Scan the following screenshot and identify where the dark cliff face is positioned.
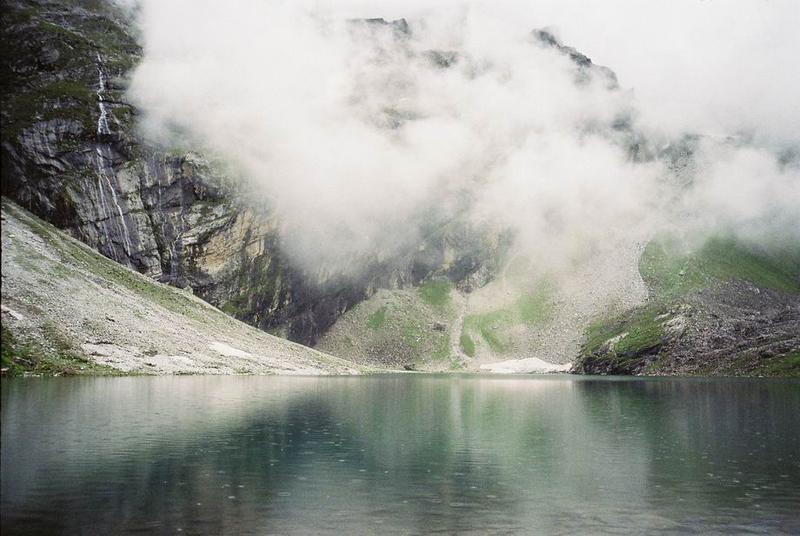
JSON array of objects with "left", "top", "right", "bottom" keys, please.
[
  {"left": 1, "top": 0, "right": 302, "bottom": 340},
  {"left": 0, "top": 2, "right": 508, "bottom": 345}
]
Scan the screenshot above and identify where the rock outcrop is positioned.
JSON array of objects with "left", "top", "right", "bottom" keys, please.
[{"left": 572, "top": 238, "right": 800, "bottom": 377}]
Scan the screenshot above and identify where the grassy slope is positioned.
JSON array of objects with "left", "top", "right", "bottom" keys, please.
[
  {"left": 1, "top": 323, "right": 123, "bottom": 377},
  {"left": 576, "top": 236, "right": 800, "bottom": 377},
  {"left": 640, "top": 236, "right": 800, "bottom": 297},
  {"left": 317, "top": 273, "right": 557, "bottom": 370},
  {"left": 316, "top": 279, "right": 458, "bottom": 370}
]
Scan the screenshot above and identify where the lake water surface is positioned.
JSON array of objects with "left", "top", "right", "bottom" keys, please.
[{"left": 2, "top": 374, "right": 799, "bottom": 534}]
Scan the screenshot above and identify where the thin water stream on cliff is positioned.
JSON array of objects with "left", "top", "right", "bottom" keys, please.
[{"left": 2, "top": 374, "right": 799, "bottom": 534}]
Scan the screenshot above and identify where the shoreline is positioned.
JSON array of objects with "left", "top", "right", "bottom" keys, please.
[{"left": 4, "top": 367, "right": 797, "bottom": 380}]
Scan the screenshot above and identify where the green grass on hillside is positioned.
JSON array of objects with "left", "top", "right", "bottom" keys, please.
[
  {"left": 464, "top": 308, "right": 511, "bottom": 353},
  {"left": 752, "top": 352, "right": 800, "bottom": 377},
  {"left": 418, "top": 279, "right": 452, "bottom": 308},
  {"left": 322, "top": 285, "right": 455, "bottom": 367},
  {"left": 640, "top": 236, "right": 800, "bottom": 298},
  {"left": 367, "top": 306, "right": 388, "bottom": 330},
  {"left": 584, "top": 303, "right": 667, "bottom": 356},
  {"left": 459, "top": 332, "right": 476, "bottom": 357},
  {"left": 1, "top": 324, "right": 122, "bottom": 377},
  {"left": 398, "top": 309, "right": 452, "bottom": 365}
]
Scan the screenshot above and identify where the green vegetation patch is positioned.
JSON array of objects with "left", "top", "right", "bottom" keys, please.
[
  {"left": 752, "top": 352, "right": 800, "bottom": 378},
  {"left": 2, "top": 79, "right": 97, "bottom": 139},
  {"left": 641, "top": 235, "right": 800, "bottom": 298},
  {"left": 320, "top": 285, "right": 458, "bottom": 368},
  {"left": 517, "top": 289, "right": 554, "bottom": 325},
  {"left": 430, "top": 335, "right": 451, "bottom": 362},
  {"left": 1, "top": 324, "right": 122, "bottom": 377},
  {"left": 389, "top": 302, "right": 451, "bottom": 365},
  {"left": 367, "top": 306, "right": 388, "bottom": 330},
  {"left": 418, "top": 279, "right": 452, "bottom": 308},
  {"left": 576, "top": 299, "right": 674, "bottom": 374},
  {"left": 459, "top": 332, "right": 476, "bottom": 357},
  {"left": 579, "top": 233, "right": 800, "bottom": 375},
  {"left": 464, "top": 308, "right": 513, "bottom": 353},
  {"left": 583, "top": 303, "right": 667, "bottom": 357},
  {"left": 402, "top": 321, "right": 425, "bottom": 349}
]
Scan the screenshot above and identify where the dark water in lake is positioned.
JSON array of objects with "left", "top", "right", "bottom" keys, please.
[{"left": 2, "top": 374, "right": 799, "bottom": 535}]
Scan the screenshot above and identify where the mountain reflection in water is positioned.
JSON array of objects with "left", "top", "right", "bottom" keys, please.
[{"left": 2, "top": 374, "right": 799, "bottom": 534}]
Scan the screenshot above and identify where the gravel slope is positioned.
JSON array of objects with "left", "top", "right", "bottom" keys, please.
[{"left": 1, "top": 199, "right": 366, "bottom": 376}]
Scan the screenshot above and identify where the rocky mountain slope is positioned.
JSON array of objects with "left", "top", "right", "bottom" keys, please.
[
  {"left": 2, "top": 0, "right": 797, "bottom": 377},
  {"left": 573, "top": 237, "right": 800, "bottom": 377},
  {"left": 316, "top": 241, "right": 647, "bottom": 371},
  {"left": 1, "top": 199, "right": 365, "bottom": 376},
  {"left": 0, "top": 0, "right": 616, "bottom": 353},
  {"left": 0, "top": 0, "right": 401, "bottom": 345},
  {"left": 0, "top": 0, "right": 529, "bottom": 348}
]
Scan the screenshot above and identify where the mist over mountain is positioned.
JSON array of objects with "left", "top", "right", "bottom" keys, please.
[
  {"left": 127, "top": 0, "right": 800, "bottom": 282},
  {"left": 2, "top": 0, "right": 798, "bottom": 375}
]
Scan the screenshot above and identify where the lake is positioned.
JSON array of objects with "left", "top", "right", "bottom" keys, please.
[{"left": 2, "top": 374, "right": 799, "bottom": 534}]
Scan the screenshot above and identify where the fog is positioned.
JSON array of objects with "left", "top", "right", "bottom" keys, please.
[{"left": 126, "top": 0, "right": 800, "bottom": 283}]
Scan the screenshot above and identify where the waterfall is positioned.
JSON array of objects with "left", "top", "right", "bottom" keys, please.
[
  {"left": 95, "top": 147, "right": 133, "bottom": 257},
  {"left": 93, "top": 53, "right": 132, "bottom": 258},
  {"left": 95, "top": 52, "right": 111, "bottom": 136},
  {"left": 155, "top": 157, "right": 182, "bottom": 280},
  {"left": 93, "top": 154, "right": 116, "bottom": 261},
  {"left": 171, "top": 159, "right": 187, "bottom": 282}
]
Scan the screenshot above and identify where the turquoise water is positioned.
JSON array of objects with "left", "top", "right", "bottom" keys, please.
[{"left": 2, "top": 374, "right": 799, "bottom": 534}]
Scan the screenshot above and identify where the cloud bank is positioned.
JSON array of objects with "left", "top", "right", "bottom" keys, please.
[{"left": 127, "top": 0, "right": 800, "bottom": 282}]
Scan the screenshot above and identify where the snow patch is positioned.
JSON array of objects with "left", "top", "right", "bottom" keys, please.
[
  {"left": 480, "top": 357, "right": 571, "bottom": 374},
  {"left": 209, "top": 341, "right": 252, "bottom": 358}
]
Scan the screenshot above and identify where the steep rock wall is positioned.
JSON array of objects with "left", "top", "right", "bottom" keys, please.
[{"left": 0, "top": 1, "right": 505, "bottom": 345}]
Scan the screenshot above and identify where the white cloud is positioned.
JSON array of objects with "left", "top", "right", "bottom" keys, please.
[{"left": 127, "top": 0, "right": 800, "bottom": 282}]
